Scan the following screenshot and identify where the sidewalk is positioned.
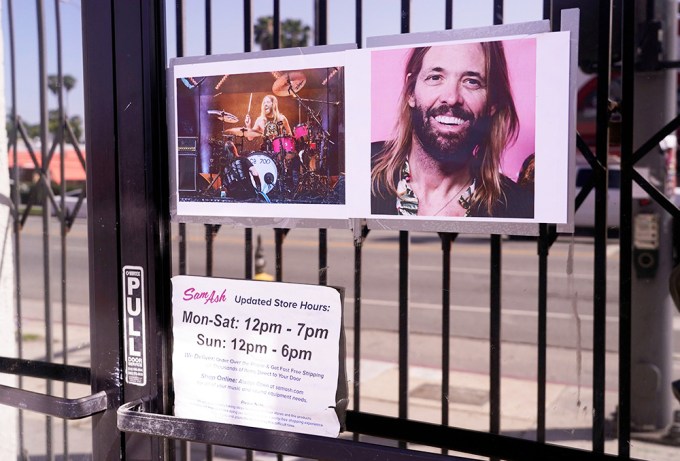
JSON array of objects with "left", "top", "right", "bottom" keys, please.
[
  {"left": 12, "top": 316, "right": 680, "bottom": 461},
  {"left": 349, "top": 358, "right": 680, "bottom": 461}
]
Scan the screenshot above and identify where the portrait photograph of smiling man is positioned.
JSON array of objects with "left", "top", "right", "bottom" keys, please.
[{"left": 370, "top": 38, "right": 536, "bottom": 219}]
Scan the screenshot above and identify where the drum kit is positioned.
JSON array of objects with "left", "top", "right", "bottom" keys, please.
[{"left": 202, "top": 71, "right": 336, "bottom": 203}]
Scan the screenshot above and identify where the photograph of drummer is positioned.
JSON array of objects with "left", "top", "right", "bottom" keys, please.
[
  {"left": 370, "top": 40, "right": 535, "bottom": 218},
  {"left": 175, "top": 66, "right": 345, "bottom": 204},
  {"left": 244, "top": 94, "right": 302, "bottom": 186},
  {"left": 245, "top": 95, "right": 293, "bottom": 144}
]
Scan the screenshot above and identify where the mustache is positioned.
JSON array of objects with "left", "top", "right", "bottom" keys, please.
[{"left": 426, "top": 104, "right": 474, "bottom": 122}]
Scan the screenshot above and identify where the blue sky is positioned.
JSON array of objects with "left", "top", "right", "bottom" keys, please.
[{"left": 3, "top": 0, "right": 543, "bottom": 126}]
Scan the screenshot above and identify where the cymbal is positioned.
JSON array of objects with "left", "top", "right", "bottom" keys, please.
[
  {"left": 225, "top": 127, "right": 262, "bottom": 139},
  {"left": 207, "top": 109, "right": 239, "bottom": 123},
  {"left": 272, "top": 71, "right": 306, "bottom": 97}
]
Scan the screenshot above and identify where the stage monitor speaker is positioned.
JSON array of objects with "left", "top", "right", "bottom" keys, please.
[
  {"left": 177, "top": 136, "right": 198, "bottom": 192},
  {"left": 178, "top": 155, "right": 197, "bottom": 192}
]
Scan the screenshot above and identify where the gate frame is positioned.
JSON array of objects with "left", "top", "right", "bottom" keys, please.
[{"left": 82, "top": 0, "right": 171, "bottom": 459}]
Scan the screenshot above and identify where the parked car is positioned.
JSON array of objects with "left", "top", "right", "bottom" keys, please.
[{"left": 574, "top": 164, "right": 621, "bottom": 231}]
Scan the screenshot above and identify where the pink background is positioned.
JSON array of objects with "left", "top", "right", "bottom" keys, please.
[{"left": 371, "top": 38, "right": 537, "bottom": 181}]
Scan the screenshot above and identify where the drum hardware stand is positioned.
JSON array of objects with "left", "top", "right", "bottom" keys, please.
[{"left": 200, "top": 171, "right": 224, "bottom": 197}]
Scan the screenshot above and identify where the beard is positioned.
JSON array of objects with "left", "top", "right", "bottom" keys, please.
[{"left": 410, "top": 102, "right": 486, "bottom": 167}]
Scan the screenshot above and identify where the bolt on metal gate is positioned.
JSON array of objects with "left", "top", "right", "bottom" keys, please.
[{"left": 1, "top": 1, "right": 680, "bottom": 460}]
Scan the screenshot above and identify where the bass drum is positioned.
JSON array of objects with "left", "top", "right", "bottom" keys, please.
[{"left": 247, "top": 152, "right": 278, "bottom": 195}]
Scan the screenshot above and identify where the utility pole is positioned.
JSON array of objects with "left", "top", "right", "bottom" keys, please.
[{"left": 629, "top": 0, "right": 677, "bottom": 431}]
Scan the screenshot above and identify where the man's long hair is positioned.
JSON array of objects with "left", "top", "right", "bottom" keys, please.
[{"left": 371, "top": 42, "right": 519, "bottom": 215}]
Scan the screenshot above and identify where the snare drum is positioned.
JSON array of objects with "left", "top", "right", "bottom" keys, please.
[
  {"left": 293, "top": 123, "right": 308, "bottom": 141},
  {"left": 247, "top": 152, "right": 278, "bottom": 195},
  {"left": 272, "top": 136, "right": 294, "bottom": 154}
]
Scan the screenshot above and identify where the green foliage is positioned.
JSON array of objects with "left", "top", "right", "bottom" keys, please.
[
  {"left": 7, "top": 73, "right": 82, "bottom": 144},
  {"left": 8, "top": 111, "right": 83, "bottom": 144},
  {"left": 48, "top": 110, "right": 83, "bottom": 144},
  {"left": 253, "top": 16, "right": 311, "bottom": 50}
]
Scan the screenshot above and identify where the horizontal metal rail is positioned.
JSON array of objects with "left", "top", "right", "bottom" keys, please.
[
  {"left": 117, "top": 398, "right": 642, "bottom": 461},
  {"left": 0, "top": 385, "right": 110, "bottom": 419},
  {"left": 118, "top": 398, "right": 472, "bottom": 461},
  {"left": 0, "top": 357, "right": 90, "bottom": 385},
  {"left": 347, "top": 412, "right": 641, "bottom": 461}
]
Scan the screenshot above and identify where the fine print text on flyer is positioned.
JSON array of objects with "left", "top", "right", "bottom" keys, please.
[{"left": 171, "top": 275, "right": 344, "bottom": 437}]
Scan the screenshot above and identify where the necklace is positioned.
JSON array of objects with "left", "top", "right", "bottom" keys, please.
[
  {"left": 433, "top": 179, "right": 473, "bottom": 216},
  {"left": 395, "top": 161, "right": 475, "bottom": 217}
]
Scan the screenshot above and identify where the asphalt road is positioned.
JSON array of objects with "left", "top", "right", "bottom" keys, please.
[
  {"left": 14, "top": 217, "right": 680, "bottom": 389},
  {"left": 17, "top": 218, "right": 625, "bottom": 350}
]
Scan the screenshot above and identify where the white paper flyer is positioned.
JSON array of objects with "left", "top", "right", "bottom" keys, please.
[{"left": 171, "top": 275, "right": 344, "bottom": 437}]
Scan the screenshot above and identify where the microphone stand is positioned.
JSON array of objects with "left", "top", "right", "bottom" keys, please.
[
  {"left": 287, "top": 79, "right": 334, "bottom": 146},
  {"left": 286, "top": 79, "right": 336, "bottom": 199}
]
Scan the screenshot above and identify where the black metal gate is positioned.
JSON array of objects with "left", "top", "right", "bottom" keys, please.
[{"left": 1, "top": 0, "right": 680, "bottom": 460}]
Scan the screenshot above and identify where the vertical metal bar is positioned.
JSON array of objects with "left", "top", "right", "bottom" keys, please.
[
  {"left": 542, "top": 0, "right": 551, "bottom": 20},
  {"left": 36, "top": 2, "right": 53, "bottom": 459},
  {"left": 177, "top": 0, "right": 188, "bottom": 303},
  {"left": 355, "top": 0, "right": 362, "bottom": 48},
  {"left": 274, "top": 227, "right": 285, "bottom": 461},
  {"left": 315, "top": 0, "right": 328, "bottom": 46},
  {"left": 204, "top": 57, "right": 218, "bottom": 444},
  {"left": 242, "top": 0, "right": 252, "bottom": 280},
  {"left": 205, "top": 226, "right": 214, "bottom": 461},
  {"left": 274, "top": 223, "right": 288, "bottom": 461},
  {"left": 205, "top": 0, "right": 212, "bottom": 55},
  {"left": 244, "top": 229, "right": 253, "bottom": 461},
  {"left": 352, "top": 226, "right": 367, "bottom": 442},
  {"left": 400, "top": 0, "right": 409, "bottom": 33},
  {"left": 176, "top": 2, "right": 189, "bottom": 457},
  {"left": 117, "top": 1, "right": 170, "bottom": 458},
  {"left": 490, "top": 3, "right": 503, "bottom": 454},
  {"left": 53, "top": 1, "right": 70, "bottom": 458},
  {"left": 445, "top": 0, "right": 452, "bottom": 29},
  {"left": 493, "top": 0, "right": 503, "bottom": 25},
  {"left": 244, "top": 0, "right": 252, "bottom": 52},
  {"left": 619, "top": 0, "right": 634, "bottom": 458},
  {"left": 489, "top": 234, "right": 501, "bottom": 443},
  {"left": 319, "top": 229, "right": 327, "bottom": 285},
  {"left": 245, "top": 229, "right": 253, "bottom": 279},
  {"left": 273, "top": 0, "right": 280, "bottom": 49},
  {"left": 176, "top": 0, "right": 185, "bottom": 57},
  {"left": 398, "top": 230, "right": 409, "bottom": 449},
  {"left": 275, "top": 229, "right": 284, "bottom": 281},
  {"left": 6, "top": 0, "right": 25, "bottom": 457},
  {"left": 537, "top": 224, "right": 549, "bottom": 443},
  {"left": 440, "top": 232, "right": 453, "bottom": 456},
  {"left": 81, "top": 0, "right": 122, "bottom": 457},
  {"left": 593, "top": 0, "right": 613, "bottom": 453},
  {"left": 243, "top": 3, "right": 254, "bottom": 459},
  {"left": 179, "top": 226, "right": 187, "bottom": 276},
  {"left": 206, "top": 225, "right": 214, "bottom": 276}
]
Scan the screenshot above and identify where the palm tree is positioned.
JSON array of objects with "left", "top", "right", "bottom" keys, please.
[
  {"left": 47, "top": 75, "right": 60, "bottom": 97},
  {"left": 62, "top": 75, "right": 76, "bottom": 115},
  {"left": 281, "top": 19, "right": 310, "bottom": 49},
  {"left": 253, "top": 16, "right": 310, "bottom": 51},
  {"left": 254, "top": 16, "right": 274, "bottom": 50},
  {"left": 46, "top": 74, "right": 77, "bottom": 115}
]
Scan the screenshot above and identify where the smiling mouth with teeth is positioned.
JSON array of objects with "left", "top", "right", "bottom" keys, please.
[{"left": 434, "top": 115, "right": 467, "bottom": 126}]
